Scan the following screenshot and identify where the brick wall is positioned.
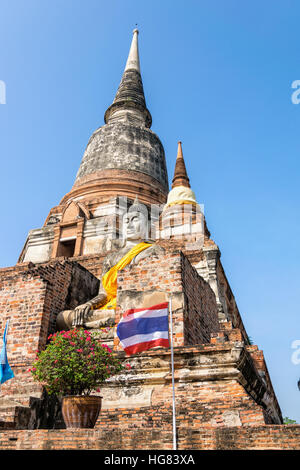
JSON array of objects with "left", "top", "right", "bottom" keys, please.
[
  {"left": 96, "top": 343, "right": 274, "bottom": 431},
  {"left": 0, "top": 260, "right": 98, "bottom": 399},
  {"left": 180, "top": 424, "right": 300, "bottom": 450},
  {"left": 0, "top": 253, "right": 286, "bottom": 439},
  {"left": 69, "top": 253, "right": 106, "bottom": 279},
  {"left": 115, "top": 249, "right": 219, "bottom": 348},
  {"left": 0, "top": 425, "right": 299, "bottom": 450},
  {"left": 98, "top": 381, "right": 266, "bottom": 432},
  {"left": 181, "top": 253, "right": 219, "bottom": 344},
  {"left": 246, "top": 345, "right": 282, "bottom": 424}
]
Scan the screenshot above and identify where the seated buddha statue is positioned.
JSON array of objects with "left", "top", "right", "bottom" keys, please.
[{"left": 56, "top": 198, "right": 164, "bottom": 331}]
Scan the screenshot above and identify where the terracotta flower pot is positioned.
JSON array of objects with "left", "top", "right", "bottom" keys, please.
[{"left": 61, "top": 395, "right": 102, "bottom": 429}]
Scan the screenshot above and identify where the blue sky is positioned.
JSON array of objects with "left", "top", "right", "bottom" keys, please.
[{"left": 0, "top": 0, "right": 300, "bottom": 423}]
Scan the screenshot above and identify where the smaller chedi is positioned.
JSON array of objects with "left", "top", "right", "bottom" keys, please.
[{"left": 166, "top": 141, "right": 198, "bottom": 207}]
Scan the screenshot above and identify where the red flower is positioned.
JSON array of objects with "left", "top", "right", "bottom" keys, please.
[{"left": 102, "top": 344, "right": 112, "bottom": 353}]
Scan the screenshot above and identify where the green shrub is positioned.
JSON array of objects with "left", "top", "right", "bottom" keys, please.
[{"left": 29, "top": 329, "right": 126, "bottom": 396}]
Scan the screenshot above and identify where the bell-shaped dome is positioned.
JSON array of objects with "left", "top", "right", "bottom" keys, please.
[{"left": 66, "top": 29, "right": 168, "bottom": 207}]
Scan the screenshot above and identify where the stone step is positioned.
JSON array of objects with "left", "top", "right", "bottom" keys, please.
[
  {"left": 0, "top": 394, "right": 64, "bottom": 430},
  {"left": 0, "top": 404, "right": 33, "bottom": 429},
  {"left": 0, "top": 420, "right": 15, "bottom": 429},
  {"left": 0, "top": 407, "right": 16, "bottom": 422},
  {"left": 0, "top": 394, "right": 39, "bottom": 409},
  {"left": 0, "top": 395, "right": 42, "bottom": 430}
]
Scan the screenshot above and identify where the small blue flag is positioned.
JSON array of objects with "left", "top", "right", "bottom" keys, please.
[{"left": 0, "top": 320, "right": 14, "bottom": 384}]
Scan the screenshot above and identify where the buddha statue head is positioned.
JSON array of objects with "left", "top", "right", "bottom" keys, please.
[{"left": 122, "top": 197, "right": 149, "bottom": 242}]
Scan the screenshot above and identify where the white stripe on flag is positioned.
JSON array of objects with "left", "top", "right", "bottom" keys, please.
[
  {"left": 120, "top": 307, "right": 168, "bottom": 323},
  {"left": 120, "top": 331, "right": 169, "bottom": 348}
]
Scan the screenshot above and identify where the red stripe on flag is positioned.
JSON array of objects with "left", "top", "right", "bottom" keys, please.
[
  {"left": 123, "top": 302, "right": 169, "bottom": 318},
  {"left": 124, "top": 338, "right": 170, "bottom": 356}
]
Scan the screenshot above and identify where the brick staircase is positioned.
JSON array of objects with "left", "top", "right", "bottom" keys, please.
[
  {"left": 0, "top": 396, "right": 36, "bottom": 429},
  {"left": 0, "top": 393, "right": 64, "bottom": 430}
]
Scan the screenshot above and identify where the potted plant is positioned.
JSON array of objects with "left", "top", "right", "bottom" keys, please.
[{"left": 29, "top": 328, "right": 126, "bottom": 428}]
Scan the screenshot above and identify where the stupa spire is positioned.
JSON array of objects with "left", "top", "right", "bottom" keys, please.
[
  {"left": 166, "top": 141, "right": 197, "bottom": 207},
  {"left": 124, "top": 28, "right": 140, "bottom": 73},
  {"left": 104, "top": 29, "right": 152, "bottom": 127},
  {"left": 172, "top": 141, "right": 191, "bottom": 189}
]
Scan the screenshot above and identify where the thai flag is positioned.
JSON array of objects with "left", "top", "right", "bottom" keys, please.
[{"left": 117, "top": 302, "right": 170, "bottom": 356}]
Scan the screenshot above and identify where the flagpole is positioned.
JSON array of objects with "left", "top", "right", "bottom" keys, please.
[{"left": 169, "top": 296, "right": 177, "bottom": 450}]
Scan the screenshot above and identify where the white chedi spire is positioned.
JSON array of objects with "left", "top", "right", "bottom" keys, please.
[
  {"left": 124, "top": 28, "right": 141, "bottom": 73},
  {"left": 166, "top": 142, "right": 198, "bottom": 207}
]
